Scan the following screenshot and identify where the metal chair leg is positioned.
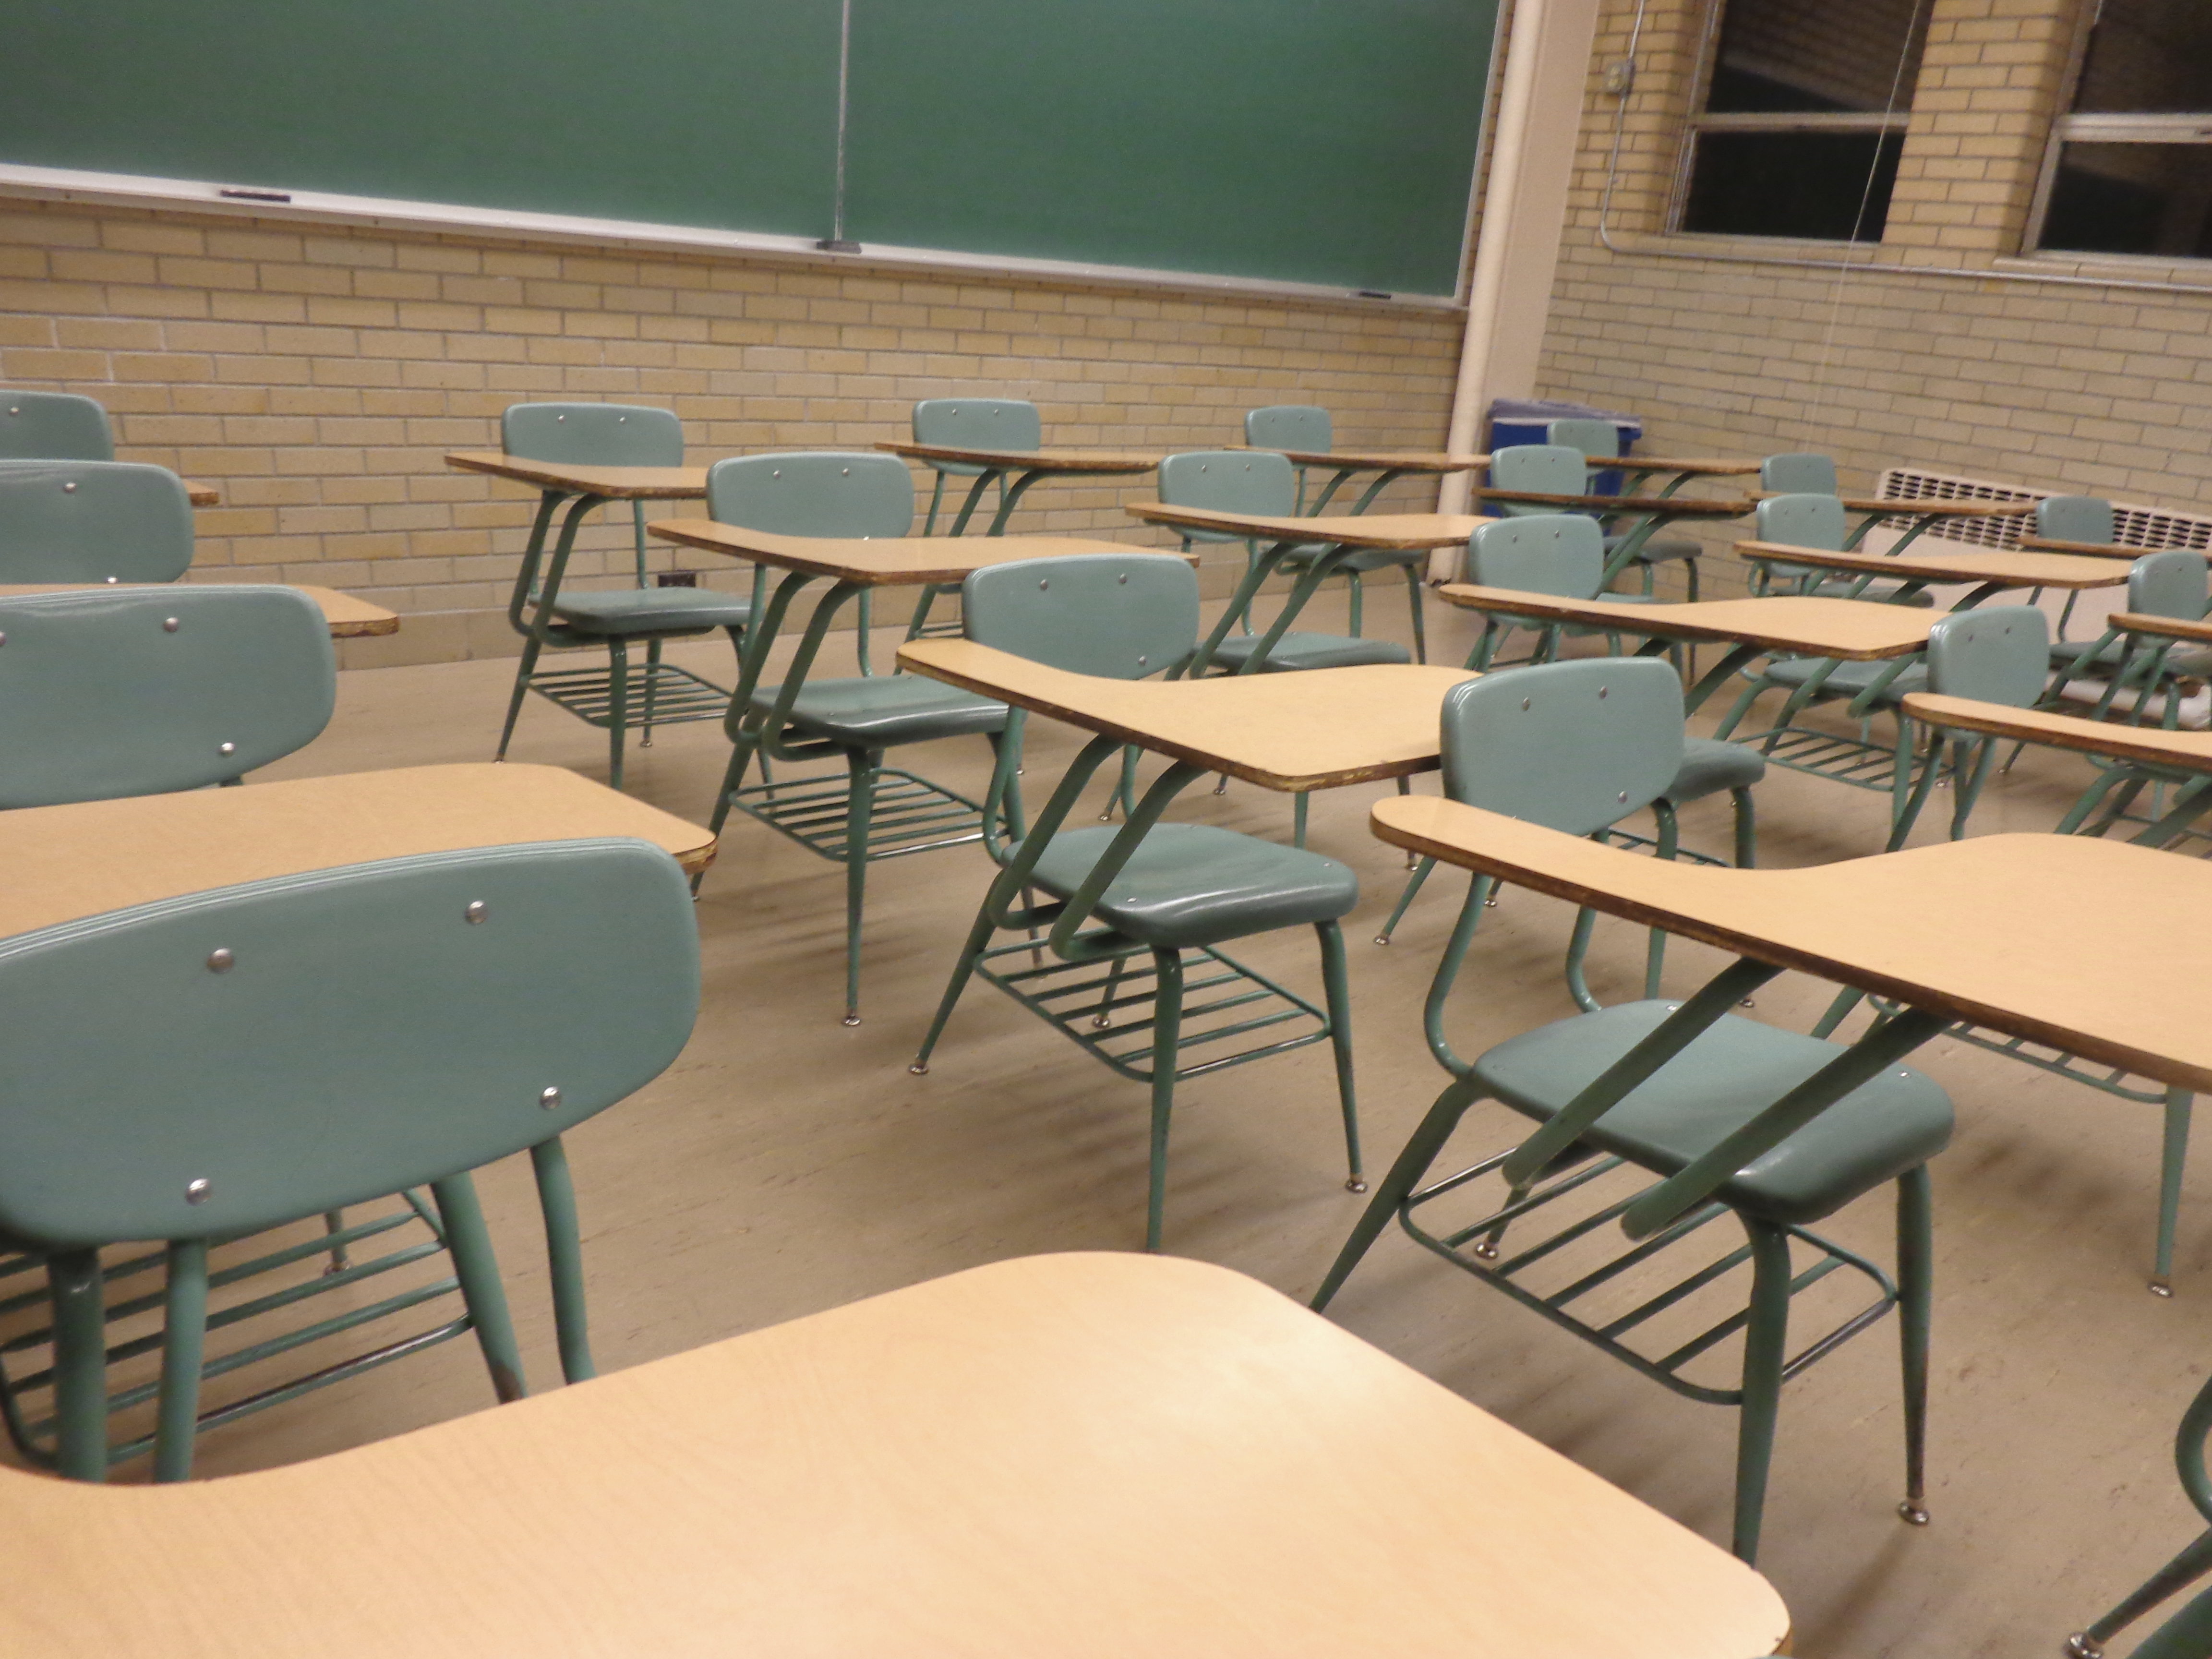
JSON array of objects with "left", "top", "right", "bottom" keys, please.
[
  {"left": 430, "top": 1172, "right": 527, "bottom": 1405},
  {"left": 2155, "top": 1089, "right": 2193, "bottom": 1296},
  {"left": 640, "top": 637, "right": 661, "bottom": 747},
  {"left": 604, "top": 639, "right": 629, "bottom": 791},
  {"left": 1896, "top": 1164, "right": 1933, "bottom": 1526},
  {"left": 48, "top": 1247, "right": 108, "bottom": 1482},
  {"left": 841, "top": 748, "right": 878, "bottom": 1026},
  {"left": 531, "top": 1136, "right": 594, "bottom": 1382},
  {"left": 1293, "top": 790, "right": 1310, "bottom": 848},
  {"left": 1730, "top": 786, "right": 1757, "bottom": 868},
  {"left": 1315, "top": 921, "right": 1365, "bottom": 1193},
  {"left": 1143, "top": 949, "right": 1186, "bottom": 1253},
  {"left": 909, "top": 903, "right": 1001, "bottom": 1075},
  {"left": 152, "top": 1238, "right": 210, "bottom": 1481},
  {"left": 1375, "top": 855, "right": 1436, "bottom": 945},
  {"left": 1731, "top": 1220, "right": 1795, "bottom": 1564},
  {"left": 496, "top": 634, "right": 545, "bottom": 760},
  {"left": 1312, "top": 1076, "right": 1486, "bottom": 1310},
  {"left": 1405, "top": 565, "right": 1428, "bottom": 664}
]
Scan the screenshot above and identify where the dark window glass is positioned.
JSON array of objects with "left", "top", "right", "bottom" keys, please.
[
  {"left": 2042, "top": 144, "right": 2212, "bottom": 258},
  {"left": 1704, "top": 0, "right": 1930, "bottom": 115},
  {"left": 1682, "top": 131, "right": 1904, "bottom": 241},
  {"left": 2073, "top": 0, "right": 2212, "bottom": 116}
]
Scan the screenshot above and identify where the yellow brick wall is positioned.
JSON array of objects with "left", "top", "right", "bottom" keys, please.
[
  {"left": 1538, "top": 0, "right": 2212, "bottom": 598},
  {"left": 0, "top": 199, "right": 1466, "bottom": 664}
]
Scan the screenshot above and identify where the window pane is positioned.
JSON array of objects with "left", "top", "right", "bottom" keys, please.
[
  {"left": 1682, "top": 131, "right": 1903, "bottom": 241},
  {"left": 2073, "top": 0, "right": 2212, "bottom": 116},
  {"left": 2040, "top": 143, "right": 2212, "bottom": 257},
  {"left": 1705, "top": 0, "right": 1931, "bottom": 115}
]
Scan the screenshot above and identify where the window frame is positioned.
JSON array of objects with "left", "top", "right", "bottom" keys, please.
[
  {"left": 2025, "top": 0, "right": 2212, "bottom": 258},
  {"left": 1667, "top": 0, "right": 1919, "bottom": 242}
]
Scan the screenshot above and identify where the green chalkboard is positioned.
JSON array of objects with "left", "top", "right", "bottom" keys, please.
[
  {"left": 0, "top": 0, "right": 842, "bottom": 238},
  {"left": 844, "top": 0, "right": 1499, "bottom": 295},
  {"left": 1, "top": 0, "right": 1498, "bottom": 295}
]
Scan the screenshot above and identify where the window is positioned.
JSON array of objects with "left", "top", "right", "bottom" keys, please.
[
  {"left": 2035, "top": 0, "right": 2212, "bottom": 258},
  {"left": 1676, "top": 0, "right": 1932, "bottom": 242}
]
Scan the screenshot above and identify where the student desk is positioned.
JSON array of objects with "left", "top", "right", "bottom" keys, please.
[
  {"left": 1733, "top": 541, "right": 2127, "bottom": 610},
  {"left": 875, "top": 441, "right": 1158, "bottom": 536},
  {"left": 1825, "top": 495, "right": 2037, "bottom": 555},
  {"left": 1610, "top": 456, "right": 1763, "bottom": 498},
  {"left": 1434, "top": 586, "right": 1939, "bottom": 713},
  {"left": 0, "top": 582, "right": 400, "bottom": 638},
  {"left": 2019, "top": 535, "right": 2141, "bottom": 559},
  {"left": 1126, "top": 503, "right": 1489, "bottom": 673},
  {"left": 899, "top": 638, "right": 1474, "bottom": 790},
  {"left": 1229, "top": 446, "right": 1489, "bottom": 515},
  {"left": 1473, "top": 486, "right": 1753, "bottom": 588},
  {"left": 0, "top": 1252, "right": 1787, "bottom": 1659},
  {"left": 0, "top": 763, "right": 715, "bottom": 938},
  {"left": 182, "top": 481, "right": 220, "bottom": 506}
]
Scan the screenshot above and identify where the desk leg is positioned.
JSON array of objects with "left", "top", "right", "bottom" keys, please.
[
  {"left": 1223, "top": 547, "right": 1357, "bottom": 676},
  {"left": 704, "top": 568, "right": 821, "bottom": 850},
  {"left": 1680, "top": 642, "right": 1759, "bottom": 715},
  {"left": 496, "top": 489, "right": 592, "bottom": 761},
  {"left": 1308, "top": 466, "right": 1359, "bottom": 515},
  {"left": 1185, "top": 542, "right": 1292, "bottom": 676},
  {"left": 947, "top": 469, "right": 1001, "bottom": 536},
  {"left": 1347, "top": 467, "right": 1411, "bottom": 515}
]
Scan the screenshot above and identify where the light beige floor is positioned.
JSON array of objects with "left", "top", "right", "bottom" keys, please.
[{"left": 24, "top": 590, "right": 2209, "bottom": 1656}]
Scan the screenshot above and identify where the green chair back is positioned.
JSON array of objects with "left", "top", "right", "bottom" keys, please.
[
  {"left": 0, "top": 391, "right": 114, "bottom": 462},
  {"left": 1760, "top": 453, "right": 1838, "bottom": 494},
  {"left": 1925, "top": 605, "right": 2050, "bottom": 707},
  {"left": 2037, "top": 495, "right": 2114, "bottom": 545},
  {"left": 2128, "top": 551, "right": 2208, "bottom": 620},
  {"left": 0, "top": 461, "right": 195, "bottom": 583},
  {"left": 1439, "top": 657, "right": 1685, "bottom": 835},
  {"left": 0, "top": 587, "right": 335, "bottom": 807},
  {"left": 1244, "top": 406, "right": 1331, "bottom": 452},
  {"left": 706, "top": 453, "right": 915, "bottom": 538},
  {"left": 1544, "top": 417, "right": 1618, "bottom": 461},
  {"left": 963, "top": 552, "right": 1198, "bottom": 679},
  {"left": 1755, "top": 492, "right": 1848, "bottom": 552},
  {"left": 500, "top": 403, "right": 682, "bottom": 467},
  {"left": 1158, "top": 449, "right": 1297, "bottom": 545},
  {"left": 1487, "top": 444, "right": 1589, "bottom": 518},
  {"left": 913, "top": 399, "right": 1041, "bottom": 477},
  {"left": 1466, "top": 514, "right": 1605, "bottom": 600},
  {"left": 0, "top": 838, "right": 699, "bottom": 1250}
]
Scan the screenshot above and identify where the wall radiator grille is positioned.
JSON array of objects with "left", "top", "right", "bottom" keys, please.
[{"left": 1876, "top": 467, "right": 2212, "bottom": 555}]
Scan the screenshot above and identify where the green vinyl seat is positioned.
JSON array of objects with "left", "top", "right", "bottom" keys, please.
[
  {"left": 0, "top": 460, "right": 194, "bottom": 583},
  {"left": 1315, "top": 655, "right": 1952, "bottom": 1565},
  {"left": 749, "top": 670, "right": 1009, "bottom": 745},
  {"left": 0, "top": 836, "right": 699, "bottom": 1481},
  {"left": 549, "top": 584, "right": 752, "bottom": 634},
  {"left": 2044, "top": 551, "right": 2211, "bottom": 722},
  {"left": 1205, "top": 631, "right": 1408, "bottom": 672},
  {"left": 1026, "top": 823, "right": 1357, "bottom": 950},
  {"left": 0, "top": 391, "right": 115, "bottom": 461},
  {"left": 911, "top": 551, "right": 1364, "bottom": 1251},
  {"left": 1475, "top": 999, "right": 1953, "bottom": 1227},
  {"left": 1759, "top": 656, "right": 1930, "bottom": 698}
]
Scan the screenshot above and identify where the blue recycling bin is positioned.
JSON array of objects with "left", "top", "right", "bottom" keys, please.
[{"left": 1488, "top": 397, "right": 1642, "bottom": 498}]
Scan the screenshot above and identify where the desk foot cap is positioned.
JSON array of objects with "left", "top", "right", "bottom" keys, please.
[
  {"left": 2152, "top": 1277, "right": 2175, "bottom": 1297},
  {"left": 2066, "top": 1635, "right": 2104, "bottom": 1659},
  {"left": 908, "top": 1063, "right": 928, "bottom": 1075},
  {"left": 1898, "top": 1500, "right": 1929, "bottom": 1526},
  {"left": 842, "top": 1014, "right": 862, "bottom": 1028},
  {"left": 1344, "top": 1178, "right": 1368, "bottom": 1194}
]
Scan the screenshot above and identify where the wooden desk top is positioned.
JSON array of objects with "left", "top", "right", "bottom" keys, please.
[
  {"left": 649, "top": 522, "right": 1138, "bottom": 587},
  {"left": 1732, "top": 541, "right": 2127, "bottom": 591},
  {"left": 1476, "top": 488, "right": 1753, "bottom": 516},
  {"left": 2110, "top": 611, "right": 2212, "bottom": 645},
  {"left": 1127, "top": 501, "right": 1491, "bottom": 549},
  {"left": 876, "top": 441, "right": 1158, "bottom": 474},
  {"left": 1232, "top": 446, "right": 1489, "bottom": 472},
  {"left": 0, "top": 583, "right": 400, "bottom": 638},
  {"left": 1373, "top": 795, "right": 2212, "bottom": 1092},
  {"left": 2018, "top": 535, "right": 2140, "bottom": 559},
  {"left": 1435, "top": 586, "right": 1939, "bottom": 659},
  {"left": 445, "top": 451, "right": 709, "bottom": 499},
  {"left": 0, "top": 763, "right": 714, "bottom": 938},
  {"left": 900, "top": 639, "right": 1473, "bottom": 790},
  {"left": 1902, "top": 692, "right": 2212, "bottom": 770},
  {"left": 183, "top": 480, "right": 219, "bottom": 506},
  {"left": 1839, "top": 496, "right": 2036, "bottom": 518},
  {"left": 1612, "top": 457, "right": 1762, "bottom": 477},
  {"left": 0, "top": 1253, "right": 1786, "bottom": 1659}
]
